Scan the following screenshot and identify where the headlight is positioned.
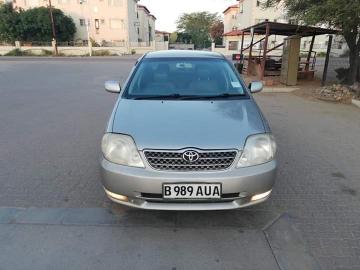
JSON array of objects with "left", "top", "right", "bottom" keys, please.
[
  {"left": 101, "top": 133, "right": 145, "bottom": 168},
  {"left": 237, "top": 133, "right": 276, "bottom": 168}
]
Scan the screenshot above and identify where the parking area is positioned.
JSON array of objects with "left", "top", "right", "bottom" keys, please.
[{"left": 0, "top": 57, "right": 360, "bottom": 270}]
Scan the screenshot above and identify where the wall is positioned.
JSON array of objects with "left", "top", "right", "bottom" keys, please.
[
  {"left": 13, "top": 0, "right": 139, "bottom": 44},
  {"left": 0, "top": 41, "right": 169, "bottom": 56},
  {"left": 212, "top": 35, "right": 347, "bottom": 56}
]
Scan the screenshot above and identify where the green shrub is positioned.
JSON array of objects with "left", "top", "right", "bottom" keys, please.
[
  {"left": 5, "top": 48, "right": 54, "bottom": 56},
  {"left": 5, "top": 48, "right": 24, "bottom": 56},
  {"left": 92, "top": 50, "right": 118, "bottom": 56},
  {"left": 92, "top": 50, "right": 111, "bottom": 56},
  {"left": 41, "top": 49, "right": 53, "bottom": 56}
]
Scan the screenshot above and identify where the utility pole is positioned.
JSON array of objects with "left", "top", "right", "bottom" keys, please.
[
  {"left": 48, "top": 0, "right": 58, "bottom": 56},
  {"left": 80, "top": 0, "right": 92, "bottom": 56}
]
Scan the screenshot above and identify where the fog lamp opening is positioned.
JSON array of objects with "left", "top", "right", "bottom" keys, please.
[
  {"left": 251, "top": 190, "right": 272, "bottom": 201},
  {"left": 104, "top": 188, "right": 128, "bottom": 202}
]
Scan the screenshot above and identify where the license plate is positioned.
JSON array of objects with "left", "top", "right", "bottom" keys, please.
[{"left": 163, "top": 183, "right": 222, "bottom": 199}]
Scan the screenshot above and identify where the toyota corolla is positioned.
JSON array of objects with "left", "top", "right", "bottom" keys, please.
[{"left": 100, "top": 50, "right": 277, "bottom": 210}]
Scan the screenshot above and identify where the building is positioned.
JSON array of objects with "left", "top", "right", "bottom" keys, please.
[
  {"left": 136, "top": 4, "right": 156, "bottom": 46},
  {"left": 12, "top": 0, "right": 156, "bottom": 46},
  {"left": 218, "top": 0, "right": 343, "bottom": 55},
  {"left": 155, "top": 31, "right": 170, "bottom": 42},
  {"left": 223, "top": 4, "right": 239, "bottom": 33}
]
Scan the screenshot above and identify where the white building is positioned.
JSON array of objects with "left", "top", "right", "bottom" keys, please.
[
  {"left": 217, "top": 0, "right": 344, "bottom": 55},
  {"left": 136, "top": 4, "right": 156, "bottom": 46},
  {"left": 13, "top": 0, "right": 156, "bottom": 46}
]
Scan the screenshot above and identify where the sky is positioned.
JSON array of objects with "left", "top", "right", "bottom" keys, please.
[{"left": 138, "top": 0, "right": 236, "bottom": 32}]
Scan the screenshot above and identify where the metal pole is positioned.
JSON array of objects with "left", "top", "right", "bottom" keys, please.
[
  {"left": 261, "top": 22, "right": 270, "bottom": 80},
  {"left": 240, "top": 31, "right": 245, "bottom": 54},
  {"left": 305, "top": 35, "right": 315, "bottom": 71},
  {"left": 48, "top": 0, "right": 58, "bottom": 56},
  {"left": 248, "top": 29, "right": 255, "bottom": 75},
  {"left": 321, "top": 35, "right": 333, "bottom": 86}
]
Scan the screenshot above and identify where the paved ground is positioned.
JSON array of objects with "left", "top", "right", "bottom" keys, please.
[{"left": 0, "top": 57, "right": 360, "bottom": 270}]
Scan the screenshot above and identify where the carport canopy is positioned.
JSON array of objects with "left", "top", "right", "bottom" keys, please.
[
  {"left": 239, "top": 21, "right": 340, "bottom": 84},
  {"left": 241, "top": 21, "right": 339, "bottom": 37}
]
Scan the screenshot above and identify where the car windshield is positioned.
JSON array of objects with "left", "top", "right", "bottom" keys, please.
[{"left": 124, "top": 58, "right": 246, "bottom": 99}]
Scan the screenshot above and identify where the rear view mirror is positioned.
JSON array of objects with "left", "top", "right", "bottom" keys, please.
[
  {"left": 105, "top": 80, "right": 121, "bottom": 93},
  {"left": 248, "top": 81, "right": 263, "bottom": 93}
]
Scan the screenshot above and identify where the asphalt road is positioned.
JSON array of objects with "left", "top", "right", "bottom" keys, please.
[{"left": 0, "top": 56, "right": 360, "bottom": 270}]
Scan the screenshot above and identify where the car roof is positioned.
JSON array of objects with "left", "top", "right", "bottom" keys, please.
[{"left": 144, "top": 50, "right": 225, "bottom": 59}]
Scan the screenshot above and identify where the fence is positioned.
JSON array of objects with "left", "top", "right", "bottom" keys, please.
[{"left": 0, "top": 41, "right": 169, "bottom": 56}]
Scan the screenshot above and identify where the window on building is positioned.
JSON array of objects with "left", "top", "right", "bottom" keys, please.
[
  {"left": 232, "top": 26, "right": 238, "bottom": 31},
  {"left": 232, "top": 14, "right": 237, "bottom": 19},
  {"left": 78, "top": 0, "right": 87, "bottom": 4},
  {"left": 228, "top": 41, "right": 239, "bottom": 51},
  {"left": 108, "top": 0, "right": 122, "bottom": 6},
  {"left": 240, "top": 3, "right": 243, "bottom": 13},
  {"left": 94, "top": 19, "right": 100, "bottom": 30},
  {"left": 288, "top": 19, "right": 298, "bottom": 25},
  {"left": 137, "top": 28, "right": 140, "bottom": 35},
  {"left": 110, "top": 19, "right": 125, "bottom": 29},
  {"left": 101, "top": 19, "right": 105, "bottom": 25},
  {"left": 79, "top": 19, "right": 86, "bottom": 26},
  {"left": 256, "top": 0, "right": 260, "bottom": 7}
]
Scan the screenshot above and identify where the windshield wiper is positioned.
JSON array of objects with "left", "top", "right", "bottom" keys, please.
[
  {"left": 133, "top": 93, "right": 187, "bottom": 100},
  {"left": 132, "top": 93, "right": 246, "bottom": 100},
  {"left": 180, "top": 93, "right": 246, "bottom": 100}
]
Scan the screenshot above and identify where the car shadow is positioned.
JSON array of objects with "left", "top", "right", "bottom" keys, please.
[{"left": 109, "top": 202, "right": 280, "bottom": 230}]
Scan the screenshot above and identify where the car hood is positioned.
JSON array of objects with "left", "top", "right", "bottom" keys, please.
[{"left": 112, "top": 99, "right": 265, "bottom": 150}]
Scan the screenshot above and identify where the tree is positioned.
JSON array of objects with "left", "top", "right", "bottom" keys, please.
[
  {"left": 210, "top": 20, "right": 224, "bottom": 45},
  {"left": 0, "top": 2, "right": 22, "bottom": 43},
  {"left": 176, "top": 32, "right": 192, "bottom": 44},
  {"left": 169, "top": 32, "right": 178, "bottom": 43},
  {"left": 176, "top": 11, "right": 220, "bottom": 49},
  {"left": 264, "top": 0, "right": 360, "bottom": 85},
  {"left": 20, "top": 7, "right": 76, "bottom": 42}
]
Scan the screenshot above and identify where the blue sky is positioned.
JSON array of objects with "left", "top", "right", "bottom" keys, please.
[{"left": 138, "top": 0, "right": 235, "bottom": 32}]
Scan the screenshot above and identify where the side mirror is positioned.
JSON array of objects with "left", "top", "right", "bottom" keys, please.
[
  {"left": 105, "top": 80, "right": 121, "bottom": 93},
  {"left": 248, "top": 81, "right": 263, "bottom": 93}
]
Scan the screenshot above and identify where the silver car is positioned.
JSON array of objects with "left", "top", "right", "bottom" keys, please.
[{"left": 100, "top": 50, "right": 277, "bottom": 210}]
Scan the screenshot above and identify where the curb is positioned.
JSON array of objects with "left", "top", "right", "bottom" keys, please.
[
  {"left": 263, "top": 87, "right": 299, "bottom": 93},
  {"left": 352, "top": 99, "right": 360, "bottom": 108}
]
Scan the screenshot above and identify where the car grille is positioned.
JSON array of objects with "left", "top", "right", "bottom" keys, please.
[{"left": 143, "top": 150, "right": 238, "bottom": 171}]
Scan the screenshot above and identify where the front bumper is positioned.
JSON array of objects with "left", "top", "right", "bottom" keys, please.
[{"left": 100, "top": 158, "right": 277, "bottom": 211}]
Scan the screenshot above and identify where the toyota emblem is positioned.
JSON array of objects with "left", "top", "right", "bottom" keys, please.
[{"left": 182, "top": 150, "right": 200, "bottom": 163}]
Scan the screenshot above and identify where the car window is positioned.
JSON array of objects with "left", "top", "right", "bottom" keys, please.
[{"left": 125, "top": 58, "right": 246, "bottom": 98}]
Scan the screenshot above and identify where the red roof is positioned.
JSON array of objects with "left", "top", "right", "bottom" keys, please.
[
  {"left": 223, "top": 29, "right": 249, "bottom": 36},
  {"left": 223, "top": 4, "right": 239, "bottom": 14}
]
